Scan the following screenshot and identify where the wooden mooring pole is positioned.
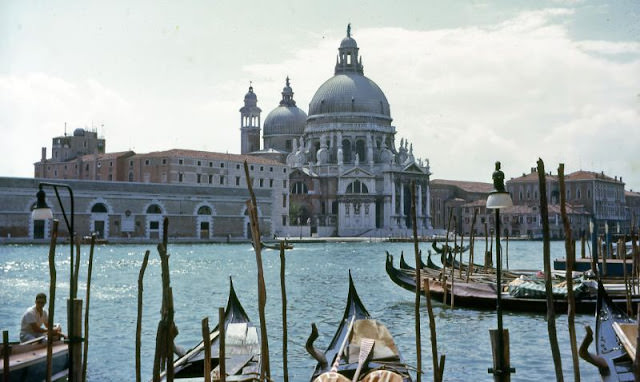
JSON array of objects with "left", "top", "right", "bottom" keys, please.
[
  {"left": 136, "top": 250, "right": 150, "bottom": 382},
  {"left": 410, "top": 181, "right": 422, "bottom": 382},
  {"left": 280, "top": 242, "right": 289, "bottom": 382},
  {"left": 2, "top": 331, "right": 9, "bottom": 382},
  {"left": 46, "top": 220, "right": 59, "bottom": 382},
  {"left": 82, "top": 234, "right": 96, "bottom": 382},
  {"left": 200, "top": 317, "right": 211, "bottom": 382},
  {"left": 538, "top": 159, "right": 563, "bottom": 382},
  {"left": 559, "top": 164, "right": 580, "bottom": 382},
  {"left": 244, "top": 161, "right": 270, "bottom": 380}
]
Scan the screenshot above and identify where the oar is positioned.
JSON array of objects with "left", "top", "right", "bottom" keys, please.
[
  {"left": 331, "top": 316, "right": 356, "bottom": 372},
  {"left": 351, "top": 338, "right": 375, "bottom": 381}
]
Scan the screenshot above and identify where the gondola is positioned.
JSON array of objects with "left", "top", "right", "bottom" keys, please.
[
  {"left": 385, "top": 253, "right": 639, "bottom": 314},
  {"left": 399, "top": 251, "right": 435, "bottom": 271},
  {"left": 167, "top": 278, "right": 261, "bottom": 380},
  {"left": 306, "top": 271, "right": 413, "bottom": 381},
  {"left": 593, "top": 281, "right": 635, "bottom": 381},
  {"left": 431, "top": 241, "right": 470, "bottom": 255},
  {"left": 0, "top": 337, "right": 68, "bottom": 381}
]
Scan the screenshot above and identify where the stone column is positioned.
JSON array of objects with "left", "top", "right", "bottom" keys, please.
[
  {"left": 399, "top": 181, "right": 405, "bottom": 227},
  {"left": 417, "top": 183, "right": 423, "bottom": 228},
  {"left": 426, "top": 182, "right": 433, "bottom": 229}
]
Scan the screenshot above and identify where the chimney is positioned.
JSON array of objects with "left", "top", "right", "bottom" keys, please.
[{"left": 41, "top": 147, "right": 46, "bottom": 162}]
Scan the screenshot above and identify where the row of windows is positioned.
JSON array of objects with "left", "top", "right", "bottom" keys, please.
[
  {"left": 175, "top": 173, "right": 286, "bottom": 189},
  {"left": 290, "top": 180, "right": 369, "bottom": 195},
  {"left": 129, "top": 159, "right": 287, "bottom": 174}
]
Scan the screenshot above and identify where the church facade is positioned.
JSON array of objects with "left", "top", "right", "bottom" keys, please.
[{"left": 244, "top": 26, "right": 433, "bottom": 237}]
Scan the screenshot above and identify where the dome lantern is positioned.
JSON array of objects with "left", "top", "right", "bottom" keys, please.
[{"left": 335, "top": 23, "right": 363, "bottom": 75}]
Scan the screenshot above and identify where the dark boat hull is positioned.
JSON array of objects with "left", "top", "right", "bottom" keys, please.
[
  {"left": 310, "top": 272, "right": 413, "bottom": 381},
  {"left": 554, "top": 258, "right": 633, "bottom": 277},
  {"left": 386, "top": 253, "right": 639, "bottom": 314},
  {"left": 170, "top": 278, "right": 261, "bottom": 380},
  {"left": 0, "top": 339, "right": 68, "bottom": 382},
  {"left": 595, "top": 281, "right": 635, "bottom": 382}
]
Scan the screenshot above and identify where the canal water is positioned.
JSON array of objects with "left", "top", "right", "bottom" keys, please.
[{"left": 0, "top": 240, "right": 601, "bottom": 381}]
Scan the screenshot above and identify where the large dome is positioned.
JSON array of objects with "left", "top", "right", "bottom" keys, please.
[
  {"left": 264, "top": 106, "right": 307, "bottom": 136},
  {"left": 307, "top": 73, "right": 391, "bottom": 120}
]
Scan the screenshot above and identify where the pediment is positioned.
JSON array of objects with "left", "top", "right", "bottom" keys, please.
[
  {"left": 341, "top": 166, "right": 375, "bottom": 178},
  {"left": 402, "top": 163, "right": 426, "bottom": 174}
]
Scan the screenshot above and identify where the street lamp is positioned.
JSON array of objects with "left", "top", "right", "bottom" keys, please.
[
  {"left": 31, "top": 182, "right": 81, "bottom": 382},
  {"left": 486, "top": 161, "right": 514, "bottom": 381}
]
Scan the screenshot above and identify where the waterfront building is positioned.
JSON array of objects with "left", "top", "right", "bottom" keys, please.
[
  {"left": 0, "top": 177, "right": 274, "bottom": 242},
  {"left": 507, "top": 168, "right": 627, "bottom": 235},
  {"left": 626, "top": 190, "right": 640, "bottom": 230},
  {"left": 430, "top": 179, "right": 493, "bottom": 232}
]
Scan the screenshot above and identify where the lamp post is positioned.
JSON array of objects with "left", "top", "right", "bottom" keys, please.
[
  {"left": 486, "top": 162, "right": 514, "bottom": 381},
  {"left": 32, "top": 182, "right": 82, "bottom": 382}
]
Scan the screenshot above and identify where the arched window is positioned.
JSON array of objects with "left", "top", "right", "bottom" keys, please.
[
  {"left": 342, "top": 139, "right": 352, "bottom": 163},
  {"left": 346, "top": 180, "right": 368, "bottom": 194},
  {"left": 291, "top": 182, "right": 308, "bottom": 194},
  {"left": 197, "top": 206, "right": 212, "bottom": 215},
  {"left": 355, "top": 139, "right": 366, "bottom": 162},
  {"left": 147, "top": 204, "right": 162, "bottom": 214},
  {"left": 91, "top": 203, "right": 108, "bottom": 213}
]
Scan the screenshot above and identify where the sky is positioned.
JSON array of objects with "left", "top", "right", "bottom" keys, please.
[{"left": 1, "top": 0, "right": 639, "bottom": 191}]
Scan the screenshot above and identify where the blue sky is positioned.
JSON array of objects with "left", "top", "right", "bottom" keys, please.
[{"left": 1, "top": 0, "right": 639, "bottom": 190}]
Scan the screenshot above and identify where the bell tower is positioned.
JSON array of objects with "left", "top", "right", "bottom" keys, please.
[{"left": 240, "top": 83, "right": 261, "bottom": 154}]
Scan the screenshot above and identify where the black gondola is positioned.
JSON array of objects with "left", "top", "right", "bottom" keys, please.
[
  {"left": 399, "top": 251, "right": 437, "bottom": 271},
  {"left": 594, "top": 281, "right": 635, "bottom": 381},
  {"left": 431, "top": 241, "right": 470, "bottom": 255},
  {"left": 386, "top": 253, "right": 640, "bottom": 315},
  {"left": 306, "top": 271, "right": 413, "bottom": 381},
  {"left": 168, "top": 278, "right": 261, "bottom": 381}
]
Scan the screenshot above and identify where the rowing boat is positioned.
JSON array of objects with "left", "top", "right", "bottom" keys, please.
[
  {"left": 306, "top": 271, "right": 413, "bottom": 381},
  {"left": 169, "top": 278, "right": 261, "bottom": 381},
  {"left": 0, "top": 337, "right": 68, "bottom": 382}
]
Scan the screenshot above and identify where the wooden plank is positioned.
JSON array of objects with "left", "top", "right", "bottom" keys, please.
[{"left": 613, "top": 322, "right": 637, "bottom": 361}]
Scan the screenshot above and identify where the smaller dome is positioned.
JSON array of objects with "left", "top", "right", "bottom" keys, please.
[
  {"left": 73, "top": 128, "right": 85, "bottom": 136},
  {"left": 263, "top": 106, "right": 307, "bottom": 136}
]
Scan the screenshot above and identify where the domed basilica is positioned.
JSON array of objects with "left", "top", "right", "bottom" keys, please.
[{"left": 241, "top": 25, "right": 432, "bottom": 237}]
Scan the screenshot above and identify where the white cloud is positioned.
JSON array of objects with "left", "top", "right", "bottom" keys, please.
[
  {"left": 2, "top": 6, "right": 639, "bottom": 192},
  {"left": 0, "top": 73, "right": 131, "bottom": 176}
]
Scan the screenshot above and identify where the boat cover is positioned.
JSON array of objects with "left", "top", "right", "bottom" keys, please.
[{"left": 507, "top": 277, "right": 593, "bottom": 299}]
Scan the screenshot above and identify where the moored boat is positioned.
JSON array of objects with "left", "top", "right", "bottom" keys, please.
[
  {"left": 385, "top": 253, "right": 639, "bottom": 314},
  {"left": 306, "top": 271, "right": 413, "bottom": 381},
  {"left": 554, "top": 257, "right": 633, "bottom": 277},
  {"left": 593, "top": 281, "right": 635, "bottom": 381},
  {"left": 167, "top": 278, "right": 261, "bottom": 381},
  {"left": 0, "top": 336, "right": 69, "bottom": 382}
]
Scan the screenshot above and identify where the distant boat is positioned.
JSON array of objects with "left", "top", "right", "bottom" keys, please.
[
  {"left": 554, "top": 257, "right": 633, "bottom": 277},
  {"left": 0, "top": 336, "right": 69, "bottom": 381}
]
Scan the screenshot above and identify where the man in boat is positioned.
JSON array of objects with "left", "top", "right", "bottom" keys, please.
[{"left": 19, "top": 292, "right": 62, "bottom": 342}]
